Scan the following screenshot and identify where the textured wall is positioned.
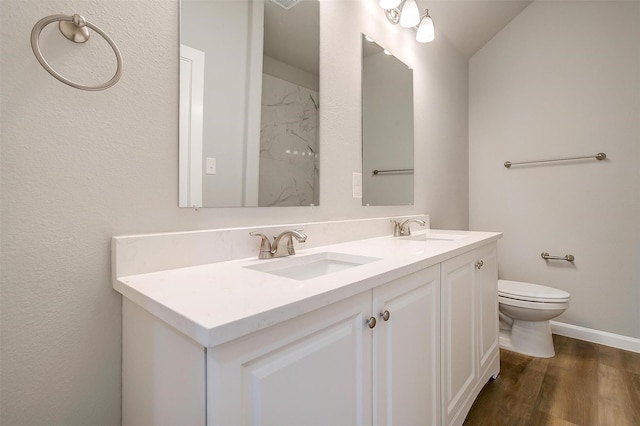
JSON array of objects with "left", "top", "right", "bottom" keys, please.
[
  {"left": 469, "top": 1, "right": 640, "bottom": 338},
  {"left": 0, "top": 0, "right": 468, "bottom": 424}
]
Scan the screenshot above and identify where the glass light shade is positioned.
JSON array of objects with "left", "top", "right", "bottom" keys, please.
[
  {"left": 416, "top": 16, "right": 435, "bottom": 43},
  {"left": 379, "top": 0, "right": 402, "bottom": 9},
  {"left": 399, "top": 0, "right": 420, "bottom": 28}
]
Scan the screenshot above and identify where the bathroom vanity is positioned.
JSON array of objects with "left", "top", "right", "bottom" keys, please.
[{"left": 112, "top": 217, "right": 500, "bottom": 426}]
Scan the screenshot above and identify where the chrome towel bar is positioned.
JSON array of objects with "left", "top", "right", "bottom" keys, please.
[
  {"left": 372, "top": 168, "right": 414, "bottom": 175},
  {"left": 541, "top": 252, "right": 575, "bottom": 262},
  {"left": 504, "top": 152, "right": 606, "bottom": 168}
]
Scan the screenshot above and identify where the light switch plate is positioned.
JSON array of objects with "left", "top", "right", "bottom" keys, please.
[
  {"left": 206, "top": 157, "right": 217, "bottom": 175},
  {"left": 352, "top": 172, "right": 362, "bottom": 198}
]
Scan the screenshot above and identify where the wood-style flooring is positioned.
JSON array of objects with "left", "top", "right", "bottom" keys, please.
[{"left": 464, "top": 334, "right": 640, "bottom": 426}]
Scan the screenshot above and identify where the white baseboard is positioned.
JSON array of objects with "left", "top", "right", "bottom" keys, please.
[{"left": 550, "top": 321, "right": 640, "bottom": 354}]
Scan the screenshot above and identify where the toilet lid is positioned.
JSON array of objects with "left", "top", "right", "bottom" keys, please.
[{"left": 498, "top": 280, "right": 570, "bottom": 303}]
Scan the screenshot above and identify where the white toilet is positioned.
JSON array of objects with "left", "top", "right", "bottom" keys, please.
[{"left": 498, "top": 280, "right": 570, "bottom": 358}]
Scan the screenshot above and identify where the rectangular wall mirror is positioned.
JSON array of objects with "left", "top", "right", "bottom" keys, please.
[
  {"left": 179, "top": 0, "right": 320, "bottom": 208},
  {"left": 361, "top": 34, "right": 414, "bottom": 206}
]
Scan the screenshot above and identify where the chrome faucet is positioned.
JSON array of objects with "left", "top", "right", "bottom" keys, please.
[
  {"left": 272, "top": 229, "right": 307, "bottom": 257},
  {"left": 249, "top": 229, "right": 307, "bottom": 259},
  {"left": 391, "top": 218, "right": 426, "bottom": 237}
]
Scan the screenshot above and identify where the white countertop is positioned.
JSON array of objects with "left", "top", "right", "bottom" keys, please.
[{"left": 113, "top": 229, "right": 501, "bottom": 347}]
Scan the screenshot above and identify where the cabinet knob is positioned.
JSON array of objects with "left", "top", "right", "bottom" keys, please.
[
  {"left": 476, "top": 260, "right": 484, "bottom": 269},
  {"left": 380, "top": 310, "right": 390, "bottom": 321},
  {"left": 367, "top": 316, "right": 377, "bottom": 329}
]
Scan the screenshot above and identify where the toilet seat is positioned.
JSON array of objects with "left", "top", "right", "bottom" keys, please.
[
  {"left": 498, "top": 295, "right": 569, "bottom": 310},
  {"left": 498, "top": 280, "right": 570, "bottom": 303}
]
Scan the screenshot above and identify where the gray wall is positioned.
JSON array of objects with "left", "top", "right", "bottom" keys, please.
[
  {"left": 0, "top": 0, "right": 468, "bottom": 424},
  {"left": 469, "top": 0, "right": 640, "bottom": 338}
]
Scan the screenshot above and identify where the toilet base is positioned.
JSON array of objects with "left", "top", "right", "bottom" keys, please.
[{"left": 499, "top": 319, "right": 556, "bottom": 358}]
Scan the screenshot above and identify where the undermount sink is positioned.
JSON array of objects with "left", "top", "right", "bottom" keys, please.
[
  {"left": 245, "top": 252, "right": 381, "bottom": 281},
  {"left": 403, "top": 233, "right": 467, "bottom": 242}
]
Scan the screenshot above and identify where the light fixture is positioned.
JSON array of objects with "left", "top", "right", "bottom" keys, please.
[
  {"left": 416, "top": 9, "right": 434, "bottom": 43},
  {"left": 380, "top": 1, "right": 435, "bottom": 44},
  {"left": 399, "top": 0, "right": 420, "bottom": 28}
]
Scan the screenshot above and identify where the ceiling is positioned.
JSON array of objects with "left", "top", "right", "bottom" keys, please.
[
  {"left": 264, "top": 1, "right": 320, "bottom": 76},
  {"left": 263, "top": 0, "right": 534, "bottom": 75},
  {"left": 422, "top": 0, "right": 533, "bottom": 58}
]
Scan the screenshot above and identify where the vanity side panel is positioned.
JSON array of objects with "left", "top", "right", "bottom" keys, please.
[{"left": 122, "top": 298, "right": 205, "bottom": 426}]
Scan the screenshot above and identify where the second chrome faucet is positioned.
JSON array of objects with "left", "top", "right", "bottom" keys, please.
[
  {"left": 250, "top": 229, "right": 307, "bottom": 259},
  {"left": 391, "top": 218, "right": 426, "bottom": 237}
]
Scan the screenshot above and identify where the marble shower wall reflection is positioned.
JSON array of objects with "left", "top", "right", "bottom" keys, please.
[{"left": 259, "top": 74, "right": 320, "bottom": 207}]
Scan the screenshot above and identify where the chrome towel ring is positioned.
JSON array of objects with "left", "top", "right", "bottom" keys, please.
[{"left": 30, "top": 14, "right": 123, "bottom": 91}]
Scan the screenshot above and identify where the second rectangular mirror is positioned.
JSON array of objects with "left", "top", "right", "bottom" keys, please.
[{"left": 362, "top": 34, "right": 414, "bottom": 206}]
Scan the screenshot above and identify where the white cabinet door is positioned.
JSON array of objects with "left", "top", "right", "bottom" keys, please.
[
  {"left": 372, "top": 265, "right": 441, "bottom": 426},
  {"left": 441, "top": 243, "right": 500, "bottom": 426},
  {"left": 207, "top": 291, "right": 372, "bottom": 426},
  {"left": 476, "top": 243, "right": 499, "bottom": 377},
  {"left": 441, "top": 250, "right": 477, "bottom": 426}
]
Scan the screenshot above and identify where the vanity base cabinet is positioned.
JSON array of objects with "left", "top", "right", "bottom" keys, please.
[
  {"left": 120, "top": 245, "right": 498, "bottom": 426},
  {"left": 441, "top": 243, "right": 500, "bottom": 426}
]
